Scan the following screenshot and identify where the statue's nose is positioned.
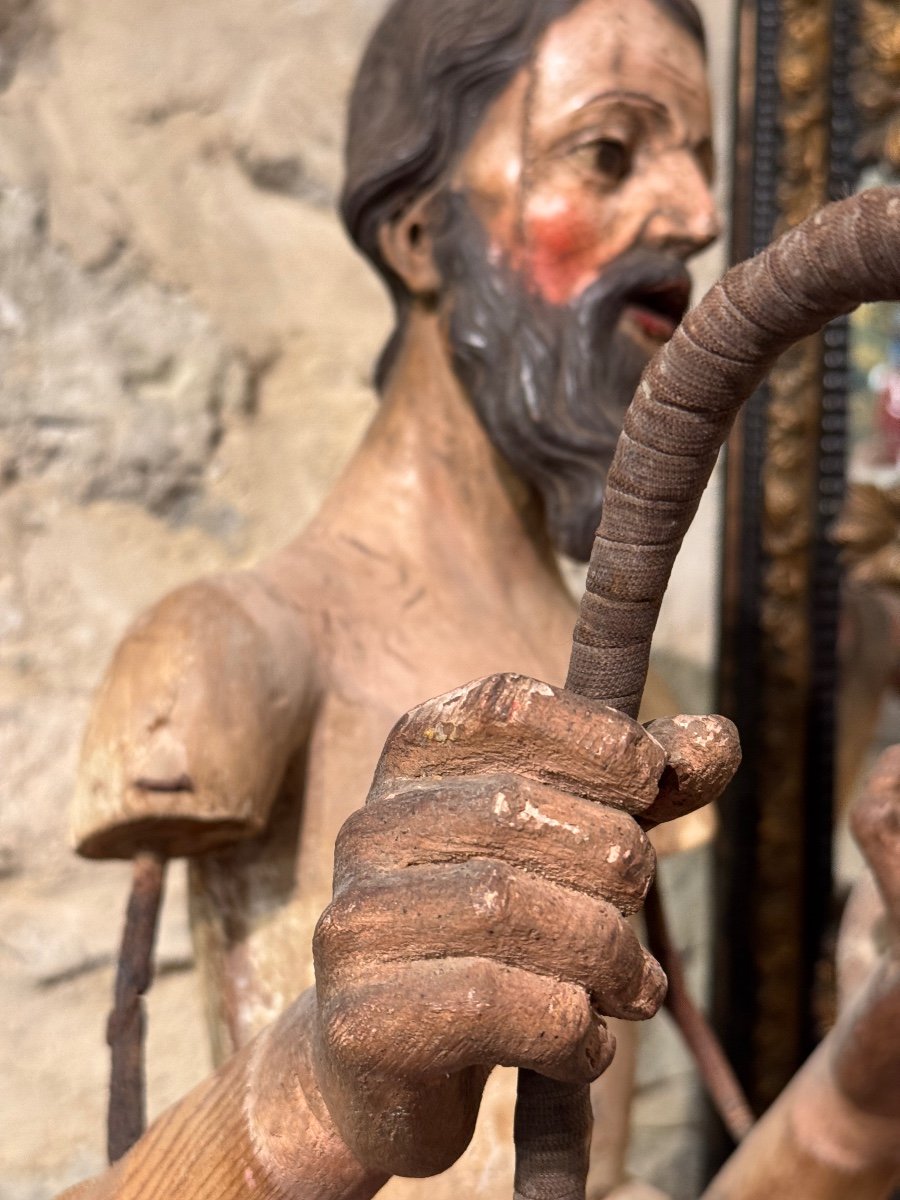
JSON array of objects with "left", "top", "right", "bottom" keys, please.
[{"left": 641, "top": 155, "right": 723, "bottom": 260}]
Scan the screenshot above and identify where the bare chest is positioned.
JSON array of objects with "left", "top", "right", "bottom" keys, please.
[{"left": 189, "top": 574, "right": 577, "bottom": 1050}]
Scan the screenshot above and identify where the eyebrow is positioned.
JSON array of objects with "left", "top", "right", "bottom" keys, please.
[{"left": 578, "top": 89, "right": 670, "bottom": 119}]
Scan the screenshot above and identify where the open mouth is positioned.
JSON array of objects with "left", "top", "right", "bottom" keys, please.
[{"left": 620, "top": 277, "right": 691, "bottom": 345}]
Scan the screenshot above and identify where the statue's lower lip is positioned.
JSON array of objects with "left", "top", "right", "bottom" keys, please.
[{"left": 621, "top": 304, "right": 679, "bottom": 343}]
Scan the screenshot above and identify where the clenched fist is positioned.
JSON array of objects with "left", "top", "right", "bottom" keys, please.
[{"left": 310, "top": 673, "right": 740, "bottom": 1177}]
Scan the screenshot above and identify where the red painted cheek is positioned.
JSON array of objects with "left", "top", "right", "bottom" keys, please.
[{"left": 517, "top": 201, "right": 615, "bottom": 307}]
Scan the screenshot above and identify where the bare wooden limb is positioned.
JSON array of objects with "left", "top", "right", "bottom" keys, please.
[{"left": 106, "top": 851, "right": 167, "bottom": 1164}]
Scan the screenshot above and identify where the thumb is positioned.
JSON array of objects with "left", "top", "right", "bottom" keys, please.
[{"left": 640, "top": 715, "right": 741, "bottom": 829}]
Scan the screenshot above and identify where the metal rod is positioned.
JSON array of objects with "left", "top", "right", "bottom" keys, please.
[{"left": 106, "top": 850, "right": 167, "bottom": 1164}]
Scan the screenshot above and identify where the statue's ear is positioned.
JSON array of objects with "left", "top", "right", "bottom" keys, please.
[{"left": 377, "top": 193, "right": 441, "bottom": 297}]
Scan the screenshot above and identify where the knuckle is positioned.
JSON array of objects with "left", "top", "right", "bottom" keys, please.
[
  {"left": 478, "top": 671, "right": 519, "bottom": 691},
  {"left": 582, "top": 1015, "right": 616, "bottom": 1080},
  {"left": 614, "top": 948, "right": 666, "bottom": 1020},
  {"left": 332, "top": 810, "right": 367, "bottom": 881},
  {"left": 313, "top": 892, "right": 363, "bottom": 970},
  {"left": 478, "top": 773, "right": 528, "bottom": 824},
  {"left": 606, "top": 817, "right": 655, "bottom": 872},
  {"left": 853, "top": 790, "right": 900, "bottom": 856},
  {"left": 588, "top": 912, "right": 664, "bottom": 1019},
  {"left": 379, "top": 708, "right": 415, "bottom": 759},
  {"left": 312, "top": 902, "right": 339, "bottom": 963},
  {"left": 577, "top": 808, "right": 656, "bottom": 911},
  {"left": 599, "top": 908, "right": 630, "bottom": 967},
  {"left": 474, "top": 672, "right": 545, "bottom": 703},
  {"left": 319, "top": 993, "right": 371, "bottom": 1072},
  {"left": 634, "top": 958, "right": 668, "bottom": 1018},
  {"left": 442, "top": 672, "right": 552, "bottom": 729},
  {"left": 460, "top": 957, "right": 501, "bottom": 1013},
  {"left": 611, "top": 831, "right": 657, "bottom": 912},
  {"left": 631, "top": 827, "right": 657, "bottom": 882},
  {"left": 536, "top": 985, "right": 610, "bottom": 1082},
  {"left": 371, "top": 712, "right": 417, "bottom": 790},
  {"left": 462, "top": 860, "right": 515, "bottom": 923}
]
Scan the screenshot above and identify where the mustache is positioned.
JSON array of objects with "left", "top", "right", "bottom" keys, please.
[
  {"left": 433, "top": 187, "right": 693, "bottom": 374},
  {"left": 564, "top": 248, "right": 693, "bottom": 337},
  {"left": 431, "top": 189, "right": 694, "bottom": 560},
  {"left": 522, "top": 249, "right": 691, "bottom": 463},
  {"left": 519, "top": 249, "right": 690, "bottom": 441}
]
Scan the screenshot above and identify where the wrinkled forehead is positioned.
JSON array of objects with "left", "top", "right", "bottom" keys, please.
[
  {"left": 534, "top": 0, "right": 709, "bottom": 131},
  {"left": 457, "top": 0, "right": 710, "bottom": 190}
]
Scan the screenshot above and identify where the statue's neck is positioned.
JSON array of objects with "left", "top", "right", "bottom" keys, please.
[{"left": 312, "top": 307, "right": 568, "bottom": 605}]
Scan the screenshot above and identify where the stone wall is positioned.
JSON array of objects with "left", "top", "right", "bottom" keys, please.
[{"left": 0, "top": 2, "right": 733, "bottom": 1196}]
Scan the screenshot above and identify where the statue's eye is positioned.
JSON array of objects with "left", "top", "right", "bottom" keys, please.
[{"left": 593, "top": 138, "right": 630, "bottom": 183}]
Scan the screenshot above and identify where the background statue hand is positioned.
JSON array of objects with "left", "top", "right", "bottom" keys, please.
[{"left": 831, "top": 745, "right": 900, "bottom": 1124}]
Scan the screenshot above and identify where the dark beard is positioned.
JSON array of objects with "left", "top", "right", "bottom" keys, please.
[{"left": 431, "top": 191, "right": 690, "bottom": 561}]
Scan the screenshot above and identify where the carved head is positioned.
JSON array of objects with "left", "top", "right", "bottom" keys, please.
[{"left": 341, "top": 0, "right": 719, "bottom": 559}]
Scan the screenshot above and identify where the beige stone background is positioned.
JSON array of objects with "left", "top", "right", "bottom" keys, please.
[{"left": 0, "top": 1, "right": 734, "bottom": 1197}]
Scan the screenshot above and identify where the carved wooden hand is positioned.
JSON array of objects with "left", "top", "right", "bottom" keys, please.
[{"left": 310, "top": 673, "right": 739, "bottom": 1180}]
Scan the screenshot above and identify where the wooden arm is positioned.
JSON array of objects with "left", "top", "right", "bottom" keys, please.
[
  {"left": 57, "top": 993, "right": 386, "bottom": 1200},
  {"left": 55, "top": 980, "right": 900, "bottom": 1200},
  {"left": 700, "top": 1041, "right": 900, "bottom": 1200}
]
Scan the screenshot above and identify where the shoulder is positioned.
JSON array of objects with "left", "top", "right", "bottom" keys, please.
[{"left": 72, "top": 566, "right": 321, "bottom": 860}]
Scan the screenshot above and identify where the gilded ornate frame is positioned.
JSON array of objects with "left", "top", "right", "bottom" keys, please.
[{"left": 713, "top": 0, "right": 898, "bottom": 1124}]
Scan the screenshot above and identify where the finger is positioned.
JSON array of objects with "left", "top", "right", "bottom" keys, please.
[
  {"left": 850, "top": 744, "right": 900, "bottom": 925},
  {"left": 335, "top": 773, "right": 655, "bottom": 915},
  {"left": 641, "top": 714, "right": 741, "bottom": 828},
  {"left": 315, "top": 860, "right": 666, "bottom": 1021},
  {"left": 319, "top": 956, "right": 615, "bottom": 1084},
  {"left": 373, "top": 673, "right": 665, "bottom": 817}
]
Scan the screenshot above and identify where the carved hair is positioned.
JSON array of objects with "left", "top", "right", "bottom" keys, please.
[{"left": 340, "top": 0, "right": 705, "bottom": 385}]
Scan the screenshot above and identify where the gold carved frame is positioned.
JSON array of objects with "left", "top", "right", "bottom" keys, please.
[{"left": 714, "top": 0, "right": 899, "bottom": 1119}]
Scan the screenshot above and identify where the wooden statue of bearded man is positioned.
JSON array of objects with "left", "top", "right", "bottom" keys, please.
[{"left": 63, "top": 1, "right": 900, "bottom": 1198}]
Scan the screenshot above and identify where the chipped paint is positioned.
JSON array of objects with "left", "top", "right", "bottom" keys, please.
[
  {"left": 671, "top": 713, "right": 726, "bottom": 741},
  {"left": 526, "top": 680, "right": 555, "bottom": 698},
  {"left": 423, "top": 722, "right": 458, "bottom": 743},
  {"left": 519, "top": 799, "right": 583, "bottom": 838}
]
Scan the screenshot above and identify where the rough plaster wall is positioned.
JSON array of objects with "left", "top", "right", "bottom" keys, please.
[
  {"left": 0, "top": 1, "right": 734, "bottom": 1197},
  {"left": 0, "top": 3, "right": 391, "bottom": 1195}
]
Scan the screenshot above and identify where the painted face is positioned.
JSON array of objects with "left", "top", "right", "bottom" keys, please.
[
  {"left": 431, "top": 0, "right": 718, "bottom": 560},
  {"left": 454, "top": 0, "right": 719, "bottom": 351}
]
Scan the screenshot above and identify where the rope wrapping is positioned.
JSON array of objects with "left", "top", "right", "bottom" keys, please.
[
  {"left": 513, "top": 1072, "right": 593, "bottom": 1200},
  {"left": 567, "top": 187, "right": 900, "bottom": 717}
]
